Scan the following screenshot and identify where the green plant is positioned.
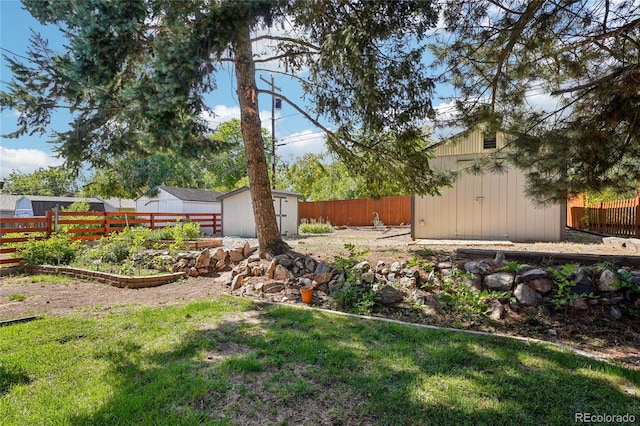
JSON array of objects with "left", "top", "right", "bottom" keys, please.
[
  {"left": 18, "top": 233, "right": 81, "bottom": 265},
  {"left": 299, "top": 218, "right": 334, "bottom": 234},
  {"left": 547, "top": 264, "right": 598, "bottom": 312},
  {"left": 8, "top": 293, "right": 27, "bottom": 302},
  {"left": 333, "top": 243, "right": 369, "bottom": 275},
  {"left": 406, "top": 256, "right": 433, "bottom": 272},
  {"left": 502, "top": 260, "right": 526, "bottom": 274}
]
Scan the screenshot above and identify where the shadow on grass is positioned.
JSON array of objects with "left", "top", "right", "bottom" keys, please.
[
  {"left": 70, "top": 301, "right": 639, "bottom": 425},
  {"left": 0, "top": 362, "right": 31, "bottom": 396}
]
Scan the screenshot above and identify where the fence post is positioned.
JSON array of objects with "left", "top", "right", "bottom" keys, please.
[
  {"left": 46, "top": 210, "right": 53, "bottom": 237},
  {"left": 150, "top": 213, "right": 155, "bottom": 230},
  {"left": 105, "top": 212, "right": 110, "bottom": 237}
]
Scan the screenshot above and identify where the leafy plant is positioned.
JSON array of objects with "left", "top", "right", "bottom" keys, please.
[
  {"left": 18, "top": 233, "right": 81, "bottom": 265},
  {"left": 299, "top": 218, "right": 334, "bottom": 234},
  {"left": 9, "top": 293, "right": 27, "bottom": 302},
  {"left": 333, "top": 243, "right": 369, "bottom": 275},
  {"left": 502, "top": 260, "right": 526, "bottom": 274}
]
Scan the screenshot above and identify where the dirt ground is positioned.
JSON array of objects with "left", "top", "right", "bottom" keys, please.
[{"left": 1, "top": 227, "right": 639, "bottom": 369}]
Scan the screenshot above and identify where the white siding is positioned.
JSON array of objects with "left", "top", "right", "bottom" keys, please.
[
  {"left": 221, "top": 189, "right": 300, "bottom": 238},
  {"left": 222, "top": 190, "right": 258, "bottom": 237}
]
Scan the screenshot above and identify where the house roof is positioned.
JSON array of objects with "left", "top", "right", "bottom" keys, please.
[
  {"left": 158, "top": 186, "right": 224, "bottom": 202},
  {"left": 217, "top": 186, "right": 302, "bottom": 200},
  {"left": 0, "top": 194, "right": 22, "bottom": 212},
  {"left": 19, "top": 195, "right": 103, "bottom": 203}
]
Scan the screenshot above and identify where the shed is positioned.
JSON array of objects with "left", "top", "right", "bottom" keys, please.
[
  {"left": 0, "top": 195, "right": 22, "bottom": 218},
  {"left": 15, "top": 196, "right": 105, "bottom": 217},
  {"left": 101, "top": 197, "right": 136, "bottom": 212},
  {"left": 218, "top": 187, "right": 301, "bottom": 238},
  {"left": 135, "top": 185, "right": 223, "bottom": 214},
  {"left": 412, "top": 129, "right": 566, "bottom": 242}
]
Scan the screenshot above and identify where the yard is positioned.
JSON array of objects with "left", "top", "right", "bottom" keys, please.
[{"left": 1, "top": 227, "right": 640, "bottom": 424}]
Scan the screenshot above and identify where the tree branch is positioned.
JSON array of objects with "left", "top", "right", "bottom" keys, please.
[{"left": 250, "top": 34, "right": 320, "bottom": 52}]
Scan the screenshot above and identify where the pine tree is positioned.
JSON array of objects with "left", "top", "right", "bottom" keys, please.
[
  {"left": 1, "top": 0, "right": 444, "bottom": 254},
  {"left": 434, "top": 0, "right": 640, "bottom": 203}
]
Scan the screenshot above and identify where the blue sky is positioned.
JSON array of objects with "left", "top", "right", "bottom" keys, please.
[{"left": 0, "top": 1, "right": 462, "bottom": 180}]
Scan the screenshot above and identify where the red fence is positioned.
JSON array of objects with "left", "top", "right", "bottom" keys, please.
[
  {"left": 567, "top": 196, "right": 640, "bottom": 237},
  {"left": 0, "top": 211, "right": 221, "bottom": 267},
  {"left": 299, "top": 195, "right": 412, "bottom": 227}
]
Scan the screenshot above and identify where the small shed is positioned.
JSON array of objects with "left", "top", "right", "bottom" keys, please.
[
  {"left": 218, "top": 187, "right": 301, "bottom": 238},
  {"left": 101, "top": 197, "right": 136, "bottom": 212},
  {"left": 412, "top": 129, "right": 566, "bottom": 242},
  {"left": 15, "top": 196, "right": 106, "bottom": 217},
  {"left": 135, "top": 186, "right": 223, "bottom": 214}
]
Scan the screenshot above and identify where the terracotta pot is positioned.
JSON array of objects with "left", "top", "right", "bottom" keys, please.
[{"left": 300, "top": 287, "right": 314, "bottom": 304}]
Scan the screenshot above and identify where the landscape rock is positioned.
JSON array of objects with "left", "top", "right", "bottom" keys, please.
[
  {"left": 520, "top": 268, "right": 550, "bottom": 282},
  {"left": 572, "top": 268, "right": 595, "bottom": 295},
  {"left": 570, "top": 297, "right": 589, "bottom": 311},
  {"left": 526, "top": 278, "right": 554, "bottom": 294},
  {"left": 263, "top": 282, "right": 284, "bottom": 293},
  {"left": 609, "top": 305, "right": 623, "bottom": 320},
  {"left": 195, "top": 249, "right": 211, "bottom": 269},
  {"left": 374, "top": 285, "right": 404, "bottom": 305},
  {"left": 484, "top": 272, "right": 514, "bottom": 291},
  {"left": 464, "top": 260, "right": 493, "bottom": 275},
  {"left": 488, "top": 300, "right": 505, "bottom": 320},
  {"left": 514, "top": 283, "right": 542, "bottom": 306},
  {"left": 597, "top": 269, "right": 619, "bottom": 292},
  {"left": 273, "top": 264, "right": 291, "bottom": 281},
  {"left": 231, "top": 274, "right": 244, "bottom": 291},
  {"left": 212, "top": 248, "right": 227, "bottom": 261},
  {"left": 229, "top": 249, "right": 245, "bottom": 263}
]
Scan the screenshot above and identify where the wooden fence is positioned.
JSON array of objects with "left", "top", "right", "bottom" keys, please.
[
  {"left": 0, "top": 211, "right": 221, "bottom": 267},
  {"left": 299, "top": 195, "right": 412, "bottom": 227},
  {"left": 567, "top": 195, "right": 640, "bottom": 237}
]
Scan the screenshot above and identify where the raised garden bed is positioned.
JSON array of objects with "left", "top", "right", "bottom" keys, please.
[{"left": 26, "top": 265, "right": 186, "bottom": 288}]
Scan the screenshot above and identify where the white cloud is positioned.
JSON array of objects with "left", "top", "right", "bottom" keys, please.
[
  {"left": 202, "top": 104, "right": 276, "bottom": 130},
  {"left": 0, "top": 146, "right": 64, "bottom": 178},
  {"left": 276, "top": 129, "right": 326, "bottom": 162}
]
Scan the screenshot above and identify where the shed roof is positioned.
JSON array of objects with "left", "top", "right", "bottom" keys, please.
[
  {"left": 158, "top": 186, "right": 224, "bottom": 202},
  {"left": 217, "top": 186, "right": 302, "bottom": 200},
  {"left": 0, "top": 194, "right": 22, "bottom": 212},
  {"left": 101, "top": 197, "right": 136, "bottom": 210},
  {"left": 19, "top": 195, "right": 103, "bottom": 203}
]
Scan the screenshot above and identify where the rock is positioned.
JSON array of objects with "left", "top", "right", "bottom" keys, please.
[
  {"left": 380, "top": 267, "right": 390, "bottom": 276},
  {"left": 231, "top": 274, "right": 244, "bottom": 290},
  {"left": 374, "top": 285, "right": 404, "bottom": 305},
  {"left": 243, "top": 241, "right": 257, "bottom": 257},
  {"left": 597, "top": 269, "right": 619, "bottom": 292},
  {"left": 390, "top": 262, "right": 402, "bottom": 273},
  {"left": 609, "top": 305, "right": 623, "bottom": 320},
  {"left": 267, "top": 260, "right": 277, "bottom": 279},
  {"left": 520, "top": 268, "right": 549, "bottom": 282},
  {"left": 494, "top": 251, "right": 505, "bottom": 264},
  {"left": 263, "top": 282, "right": 284, "bottom": 293},
  {"left": 298, "top": 277, "right": 313, "bottom": 288},
  {"left": 514, "top": 283, "right": 542, "bottom": 306},
  {"left": 399, "top": 276, "right": 416, "bottom": 289},
  {"left": 353, "top": 261, "right": 371, "bottom": 272},
  {"left": 273, "top": 264, "right": 291, "bottom": 281},
  {"left": 362, "top": 271, "right": 375, "bottom": 284},
  {"left": 463, "top": 275, "right": 482, "bottom": 292},
  {"left": 212, "top": 248, "right": 227, "bottom": 261},
  {"left": 189, "top": 267, "right": 199, "bottom": 277},
  {"left": 195, "top": 249, "right": 211, "bottom": 268},
  {"left": 488, "top": 301, "right": 504, "bottom": 321},
  {"left": 464, "top": 260, "right": 493, "bottom": 275},
  {"left": 570, "top": 297, "right": 589, "bottom": 311},
  {"left": 484, "top": 272, "right": 514, "bottom": 291},
  {"left": 229, "top": 249, "right": 245, "bottom": 263},
  {"left": 547, "top": 329, "right": 558, "bottom": 337},
  {"left": 526, "top": 278, "right": 554, "bottom": 294},
  {"left": 314, "top": 262, "right": 332, "bottom": 275},
  {"left": 246, "top": 254, "right": 261, "bottom": 264},
  {"left": 375, "top": 261, "right": 386, "bottom": 273},
  {"left": 571, "top": 268, "right": 595, "bottom": 295},
  {"left": 255, "top": 282, "right": 264, "bottom": 292},
  {"left": 304, "top": 257, "right": 316, "bottom": 273},
  {"left": 313, "top": 272, "right": 333, "bottom": 285},
  {"left": 436, "top": 261, "right": 453, "bottom": 271}
]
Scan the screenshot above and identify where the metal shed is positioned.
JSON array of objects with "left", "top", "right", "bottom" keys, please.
[
  {"left": 219, "top": 187, "right": 301, "bottom": 238},
  {"left": 15, "top": 196, "right": 105, "bottom": 217},
  {"left": 412, "top": 129, "right": 566, "bottom": 242}
]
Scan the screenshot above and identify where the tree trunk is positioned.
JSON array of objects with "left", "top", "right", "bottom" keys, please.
[{"left": 232, "top": 23, "right": 289, "bottom": 255}]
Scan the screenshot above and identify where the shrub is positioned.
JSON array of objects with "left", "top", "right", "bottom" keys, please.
[
  {"left": 19, "top": 233, "right": 81, "bottom": 265},
  {"left": 299, "top": 218, "right": 333, "bottom": 234}
]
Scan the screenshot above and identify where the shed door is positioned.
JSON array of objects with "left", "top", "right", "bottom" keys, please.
[
  {"left": 273, "top": 196, "right": 288, "bottom": 235},
  {"left": 455, "top": 168, "right": 508, "bottom": 240}
]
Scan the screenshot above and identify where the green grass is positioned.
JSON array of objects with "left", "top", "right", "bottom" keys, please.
[
  {"left": 8, "top": 293, "right": 27, "bottom": 302},
  {"left": 1, "top": 297, "right": 638, "bottom": 425}
]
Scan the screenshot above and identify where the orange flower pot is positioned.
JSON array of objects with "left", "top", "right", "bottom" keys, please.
[{"left": 300, "top": 288, "right": 314, "bottom": 304}]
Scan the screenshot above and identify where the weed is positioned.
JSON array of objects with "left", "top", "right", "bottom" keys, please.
[
  {"left": 502, "top": 260, "right": 526, "bottom": 274},
  {"left": 8, "top": 293, "right": 27, "bottom": 302},
  {"left": 299, "top": 218, "right": 334, "bottom": 234}
]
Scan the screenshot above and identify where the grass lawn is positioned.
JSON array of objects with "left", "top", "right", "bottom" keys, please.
[{"left": 1, "top": 296, "right": 638, "bottom": 425}]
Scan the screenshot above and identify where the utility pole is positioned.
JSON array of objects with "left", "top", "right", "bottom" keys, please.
[{"left": 259, "top": 74, "right": 281, "bottom": 189}]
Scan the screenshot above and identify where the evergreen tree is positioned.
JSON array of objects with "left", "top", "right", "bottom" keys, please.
[
  {"left": 434, "top": 0, "right": 640, "bottom": 203},
  {"left": 2, "top": 0, "right": 445, "bottom": 254}
]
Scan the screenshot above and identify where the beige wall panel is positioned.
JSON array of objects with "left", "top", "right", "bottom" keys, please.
[{"left": 222, "top": 191, "right": 257, "bottom": 238}]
